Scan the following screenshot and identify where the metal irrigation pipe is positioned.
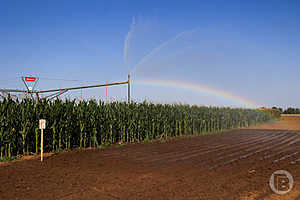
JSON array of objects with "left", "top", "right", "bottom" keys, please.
[
  {"left": 35, "top": 80, "right": 129, "bottom": 93},
  {"left": 0, "top": 78, "right": 131, "bottom": 103}
]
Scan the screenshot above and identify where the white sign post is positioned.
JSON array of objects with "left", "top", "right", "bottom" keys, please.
[{"left": 39, "top": 119, "right": 46, "bottom": 162}]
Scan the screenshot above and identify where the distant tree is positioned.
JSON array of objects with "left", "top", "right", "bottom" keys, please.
[
  {"left": 272, "top": 107, "right": 283, "bottom": 113},
  {"left": 283, "top": 107, "right": 300, "bottom": 114}
]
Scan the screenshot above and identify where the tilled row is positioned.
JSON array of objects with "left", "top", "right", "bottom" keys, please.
[
  {"left": 135, "top": 131, "right": 274, "bottom": 164},
  {"left": 125, "top": 130, "right": 300, "bottom": 170}
]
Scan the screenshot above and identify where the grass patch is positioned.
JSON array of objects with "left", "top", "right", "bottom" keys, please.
[
  {"left": 97, "top": 145, "right": 105, "bottom": 149},
  {"left": 143, "top": 137, "right": 152, "bottom": 143}
]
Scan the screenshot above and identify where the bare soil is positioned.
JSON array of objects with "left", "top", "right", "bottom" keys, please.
[
  {"left": 248, "top": 116, "right": 300, "bottom": 131},
  {"left": 1, "top": 117, "right": 300, "bottom": 200}
]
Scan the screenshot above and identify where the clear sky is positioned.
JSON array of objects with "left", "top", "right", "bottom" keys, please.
[{"left": 0, "top": 0, "right": 299, "bottom": 108}]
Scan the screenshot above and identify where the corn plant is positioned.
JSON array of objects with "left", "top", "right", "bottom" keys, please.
[{"left": 0, "top": 97, "right": 274, "bottom": 159}]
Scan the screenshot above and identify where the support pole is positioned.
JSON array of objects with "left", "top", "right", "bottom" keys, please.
[
  {"left": 41, "top": 128, "right": 43, "bottom": 162},
  {"left": 36, "top": 93, "right": 39, "bottom": 104},
  {"left": 106, "top": 81, "right": 108, "bottom": 104},
  {"left": 128, "top": 74, "right": 130, "bottom": 103}
]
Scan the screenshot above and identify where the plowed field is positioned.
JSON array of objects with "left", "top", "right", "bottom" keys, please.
[{"left": 1, "top": 117, "right": 300, "bottom": 200}]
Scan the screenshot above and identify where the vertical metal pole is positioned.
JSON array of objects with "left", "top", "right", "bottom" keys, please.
[
  {"left": 41, "top": 128, "right": 43, "bottom": 162},
  {"left": 36, "top": 93, "right": 39, "bottom": 104},
  {"left": 128, "top": 74, "right": 130, "bottom": 103},
  {"left": 106, "top": 81, "right": 108, "bottom": 104}
]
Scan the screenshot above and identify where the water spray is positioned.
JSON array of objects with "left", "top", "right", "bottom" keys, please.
[
  {"left": 131, "top": 29, "right": 197, "bottom": 74},
  {"left": 124, "top": 17, "right": 136, "bottom": 74}
]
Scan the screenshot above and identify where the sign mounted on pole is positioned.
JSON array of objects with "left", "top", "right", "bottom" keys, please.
[
  {"left": 25, "top": 77, "right": 37, "bottom": 82},
  {"left": 39, "top": 119, "right": 46, "bottom": 162},
  {"left": 22, "top": 76, "right": 39, "bottom": 99},
  {"left": 39, "top": 119, "right": 46, "bottom": 129}
]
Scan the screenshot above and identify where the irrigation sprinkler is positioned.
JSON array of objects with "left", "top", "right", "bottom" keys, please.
[
  {"left": 36, "top": 80, "right": 129, "bottom": 93},
  {"left": 0, "top": 76, "right": 131, "bottom": 102},
  {"left": 35, "top": 78, "right": 131, "bottom": 102},
  {"left": 0, "top": 89, "right": 27, "bottom": 93}
]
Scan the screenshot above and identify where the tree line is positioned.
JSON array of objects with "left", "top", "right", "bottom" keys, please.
[{"left": 272, "top": 107, "right": 300, "bottom": 114}]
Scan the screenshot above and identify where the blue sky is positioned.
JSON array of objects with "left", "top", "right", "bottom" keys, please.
[{"left": 0, "top": 0, "right": 300, "bottom": 108}]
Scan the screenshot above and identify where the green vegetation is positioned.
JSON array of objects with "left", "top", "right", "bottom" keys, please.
[
  {"left": 268, "top": 106, "right": 300, "bottom": 115},
  {"left": 97, "top": 145, "right": 105, "bottom": 149},
  {"left": 0, "top": 98, "right": 272, "bottom": 159},
  {"left": 257, "top": 107, "right": 281, "bottom": 119},
  {"left": 282, "top": 107, "right": 300, "bottom": 114},
  {"left": 0, "top": 156, "right": 17, "bottom": 162}
]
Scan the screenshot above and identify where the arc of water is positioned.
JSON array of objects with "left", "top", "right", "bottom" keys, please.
[
  {"left": 131, "top": 29, "right": 197, "bottom": 74},
  {"left": 133, "top": 45, "right": 193, "bottom": 76},
  {"left": 124, "top": 17, "right": 136, "bottom": 73}
]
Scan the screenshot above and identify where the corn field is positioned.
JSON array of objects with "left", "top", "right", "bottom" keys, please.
[{"left": 0, "top": 98, "right": 272, "bottom": 159}]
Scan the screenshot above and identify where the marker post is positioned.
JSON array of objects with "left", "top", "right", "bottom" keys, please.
[{"left": 39, "top": 119, "right": 46, "bottom": 162}]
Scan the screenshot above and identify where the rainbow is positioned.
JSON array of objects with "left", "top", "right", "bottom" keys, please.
[{"left": 133, "top": 79, "right": 259, "bottom": 108}]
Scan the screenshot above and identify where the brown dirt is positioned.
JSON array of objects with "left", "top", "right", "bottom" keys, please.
[
  {"left": 1, "top": 117, "right": 300, "bottom": 200},
  {"left": 0, "top": 153, "right": 56, "bottom": 166},
  {"left": 247, "top": 116, "right": 300, "bottom": 131}
]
